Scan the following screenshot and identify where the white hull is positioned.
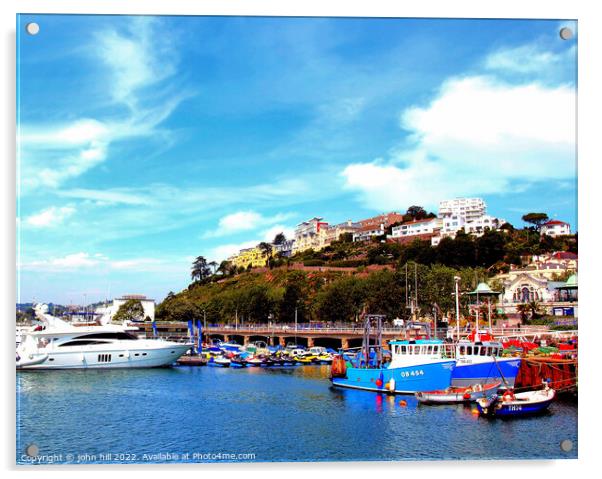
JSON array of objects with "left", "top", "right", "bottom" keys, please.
[{"left": 17, "top": 341, "right": 191, "bottom": 370}]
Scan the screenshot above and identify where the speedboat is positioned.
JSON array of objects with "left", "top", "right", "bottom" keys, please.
[
  {"left": 16, "top": 304, "right": 192, "bottom": 370},
  {"left": 452, "top": 338, "right": 521, "bottom": 388},
  {"left": 476, "top": 384, "right": 556, "bottom": 417},
  {"left": 208, "top": 356, "right": 231, "bottom": 367},
  {"left": 331, "top": 339, "right": 456, "bottom": 394}
]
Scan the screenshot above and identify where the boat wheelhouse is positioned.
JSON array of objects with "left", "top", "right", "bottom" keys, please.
[{"left": 452, "top": 339, "right": 521, "bottom": 388}]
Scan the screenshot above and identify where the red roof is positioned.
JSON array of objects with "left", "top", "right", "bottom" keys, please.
[
  {"left": 552, "top": 251, "right": 578, "bottom": 260},
  {"left": 544, "top": 220, "right": 569, "bottom": 226}
]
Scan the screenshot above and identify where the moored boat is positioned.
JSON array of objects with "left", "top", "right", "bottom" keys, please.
[
  {"left": 415, "top": 381, "right": 501, "bottom": 404},
  {"left": 452, "top": 337, "right": 521, "bottom": 388},
  {"left": 475, "top": 385, "right": 556, "bottom": 417},
  {"left": 330, "top": 314, "right": 455, "bottom": 394}
]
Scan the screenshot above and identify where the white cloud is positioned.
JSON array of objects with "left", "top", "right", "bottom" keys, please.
[
  {"left": 202, "top": 211, "right": 294, "bottom": 239},
  {"left": 343, "top": 73, "right": 575, "bottom": 211},
  {"left": 19, "top": 18, "right": 185, "bottom": 192},
  {"left": 484, "top": 44, "right": 575, "bottom": 75},
  {"left": 262, "top": 224, "right": 295, "bottom": 243},
  {"left": 25, "top": 206, "right": 76, "bottom": 228},
  {"left": 20, "top": 252, "right": 188, "bottom": 274}
]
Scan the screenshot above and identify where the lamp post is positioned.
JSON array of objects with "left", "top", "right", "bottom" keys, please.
[{"left": 454, "top": 276, "right": 461, "bottom": 341}]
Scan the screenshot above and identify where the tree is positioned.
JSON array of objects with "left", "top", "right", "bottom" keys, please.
[
  {"left": 475, "top": 230, "right": 507, "bottom": 267},
  {"left": 191, "top": 256, "right": 212, "bottom": 282},
  {"left": 113, "top": 299, "right": 145, "bottom": 322},
  {"left": 217, "top": 260, "right": 232, "bottom": 276},
  {"left": 522, "top": 213, "right": 549, "bottom": 231},
  {"left": 208, "top": 261, "right": 218, "bottom": 275},
  {"left": 258, "top": 242, "right": 273, "bottom": 268},
  {"left": 406, "top": 205, "right": 427, "bottom": 220},
  {"left": 273, "top": 232, "right": 287, "bottom": 245}
]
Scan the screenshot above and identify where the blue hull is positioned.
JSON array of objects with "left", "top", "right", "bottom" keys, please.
[
  {"left": 331, "top": 360, "right": 455, "bottom": 394},
  {"left": 477, "top": 398, "right": 554, "bottom": 417},
  {"left": 452, "top": 358, "right": 521, "bottom": 388}
]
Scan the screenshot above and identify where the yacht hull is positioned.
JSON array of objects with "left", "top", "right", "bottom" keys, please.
[{"left": 17, "top": 343, "right": 191, "bottom": 370}]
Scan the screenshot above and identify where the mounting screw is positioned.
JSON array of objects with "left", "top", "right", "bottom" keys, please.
[
  {"left": 559, "top": 27, "right": 573, "bottom": 40},
  {"left": 560, "top": 439, "right": 573, "bottom": 452},
  {"left": 25, "top": 443, "right": 39, "bottom": 457}
]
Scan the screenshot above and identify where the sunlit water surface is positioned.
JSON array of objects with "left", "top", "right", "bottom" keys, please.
[{"left": 17, "top": 365, "right": 577, "bottom": 464}]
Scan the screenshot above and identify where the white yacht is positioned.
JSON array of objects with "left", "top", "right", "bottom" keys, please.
[{"left": 16, "top": 304, "right": 192, "bottom": 370}]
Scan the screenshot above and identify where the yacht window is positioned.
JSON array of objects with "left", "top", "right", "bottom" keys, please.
[
  {"left": 400, "top": 345, "right": 406, "bottom": 354},
  {"left": 59, "top": 340, "right": 110, "bottom": 347},
  {"left": 415, "top": 346, "right": 421, "bottom": 355},
  {"left": 459, "top": 346, "right": 466, "bottom": 355},
  {"left": 427, "top": 345, "right": 433, "bottom": 354},
  {"left": 480, "top": 347, "right": 487, "bottom": 356},
  {"left": 466, "top": 346, "right": 473, "bottom": 355},
  {"left": 76, "top": 332, "right": 138, "bottom": 341},
  {"left": 433, "top": 346, "right": 439, "bottom": 355}
]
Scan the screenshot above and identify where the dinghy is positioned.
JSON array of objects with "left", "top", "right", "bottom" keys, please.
[{"left": 416, "top": 381, "right": 501, "bottom": 404}]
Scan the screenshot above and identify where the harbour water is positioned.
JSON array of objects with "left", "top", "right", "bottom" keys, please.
[{"left": 17, "top": 365, "right": 577, "bottom": 464}]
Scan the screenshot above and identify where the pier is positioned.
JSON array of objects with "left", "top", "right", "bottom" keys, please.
[{"left": 134, "top": 322, "right": 566, "bottom": 350}]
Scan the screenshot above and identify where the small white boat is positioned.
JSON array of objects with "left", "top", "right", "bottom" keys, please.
[
  {"left": 416, "top": 381, "right": 501, "bottom": 404},
  {"left": 208, "top": 356, "right": 231, "bottom": 367}
]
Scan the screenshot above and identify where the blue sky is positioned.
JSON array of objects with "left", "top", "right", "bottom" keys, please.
[{"left": 16, "top": 15, "right": 577, "bottom": 304}]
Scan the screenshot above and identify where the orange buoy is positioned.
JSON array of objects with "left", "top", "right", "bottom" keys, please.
[{"left": 399, "top": 400, "right": 407, "bottom": 407}]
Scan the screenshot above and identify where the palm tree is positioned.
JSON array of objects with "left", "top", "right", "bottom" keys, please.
[
  {"left": 273, "top": 232, "right": 287, "bottom": 245},
  {"left": 527, "top": 300, "right": 543, "bottom": 320},
  {"left": 258, "top": 242, "right": 273, "bottom": 268},
  {"left": 516, "top": 303, "right": 529, "bottom": 324}
]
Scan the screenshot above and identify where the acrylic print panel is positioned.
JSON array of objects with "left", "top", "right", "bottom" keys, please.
[{"left": 16, "top": 14, "right": 578, "bottom": 464}]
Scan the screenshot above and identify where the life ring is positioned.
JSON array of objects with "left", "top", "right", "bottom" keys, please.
[{"left": 502, "top": 391, "right": 515, "bottom": 402}]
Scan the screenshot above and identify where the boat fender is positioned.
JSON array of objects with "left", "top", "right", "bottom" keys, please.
[
  {"left": 463, "top": 393, "right": 472, "bottom": 400},
  {"left": 375, "top": 379, "right": 383, "bottom": 388},
  {"left": 388, "top": 378, "right": 396, "bottom": 392},
  {"left": 502, "top": 391, "right": 515, "bottom": 402}
]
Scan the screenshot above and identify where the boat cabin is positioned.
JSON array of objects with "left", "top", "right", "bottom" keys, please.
[
  {"left": 456, "top": 340, "right": 504, "bottom": 359},
  {"left": 387, "top": 339, "right": 449, "bottom": 368}
]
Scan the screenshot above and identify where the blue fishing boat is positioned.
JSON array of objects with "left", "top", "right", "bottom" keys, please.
[
  {"left": 330, "top": 314, "right": 455, "bottom": 394},
  {"left": 475, "top": 385, "right": 555, "bottom": 417},
  {"left": 452, "top": 339, "right": 521, "bottom": 388}
]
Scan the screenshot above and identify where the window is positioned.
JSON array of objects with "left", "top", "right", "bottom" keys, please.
[
  {"left": 459, "top": 346, "right": 466, "bottom": 355},
  {"left": 76, "top": 332, "right": 138, "bottom": 341},
  {"left": 98, "top": 354, "right": 112, "bottom": 363},
  {"left": 400, "top": 345, "right": 407, "bottom": 354},
  {"left": 466, "top": 346, "right": 473, "bottom": 355},
  {"left": 59, "top": 340, "right": 110, "bottom": 347}
]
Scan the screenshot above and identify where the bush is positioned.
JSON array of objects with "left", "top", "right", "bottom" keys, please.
[
  {"left": 303, "top": 259, "right": 325, "bottom": 267},
  {"left": 330, "top": 259, "right": 366, "bottom": 268}
]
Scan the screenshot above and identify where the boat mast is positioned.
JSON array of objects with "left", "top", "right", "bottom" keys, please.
[{"left": 454, "top": 276, "right": 461, "bottom": 340}]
